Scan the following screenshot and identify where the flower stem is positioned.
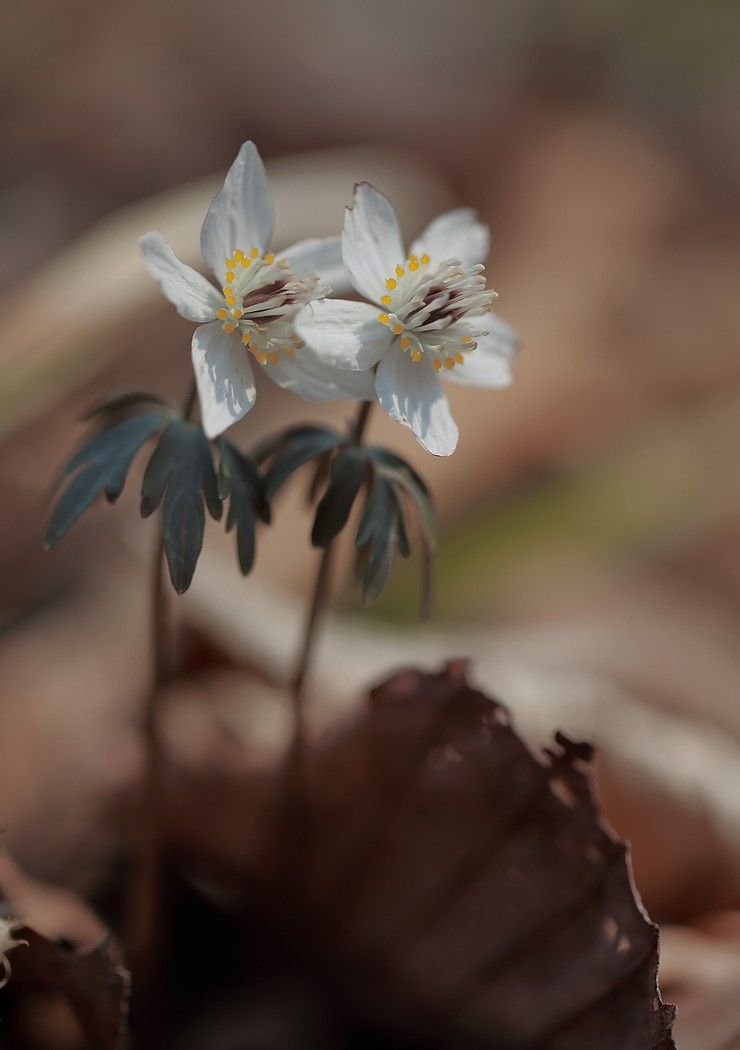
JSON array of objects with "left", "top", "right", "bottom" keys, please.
[
  {"left": 289, "top": 399, "right": 373, "bottom": 720},
  {"left": 281, "top": 400, "right": 373, "bottom": 867},
  {"left": 127, "top": 377, "right": 197, "bottom": 1040}
]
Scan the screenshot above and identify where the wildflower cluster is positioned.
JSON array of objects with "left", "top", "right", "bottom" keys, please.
[{"left": 46, "top": 141, "right": 517, "bottom": 605}]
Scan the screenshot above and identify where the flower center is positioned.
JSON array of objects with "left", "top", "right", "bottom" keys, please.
[
  {"left": 376, "top": 254, "right": 496, "bottom": 371},
  {"left": 215, "top": 247, "right": 327, "bottom": 366}
]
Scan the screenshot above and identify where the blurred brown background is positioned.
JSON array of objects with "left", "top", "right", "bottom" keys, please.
[{"left": 0, "top": 2, "right": 739, "bottom": 1047}]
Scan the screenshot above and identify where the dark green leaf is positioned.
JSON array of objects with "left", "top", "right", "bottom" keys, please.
[
  {"left": 82, "top": 391, "right": 171, "bottom": 424},
  {"left": 367, "top": 447, "right": 437, "bottom": 548},
  {"left": 218, "top": 440, "right": 270, "bottom": 575},
  {"left": 311, "top": 447, "right": 368, "bottom": 547},
  {"left": 45, "top": 413, "right": 167, "bottom": 548},
  {"left": 252, "top": 425, "right": 340, "bottom": 467},
  {"left": 141, "top": 421, "right": 222, "bottom": 593},
  {"left": 263, "top": 428, "right": 343, "bottom": 499},
  {"left": 355, "top": 473, "right": 399, "bottom": 605}
]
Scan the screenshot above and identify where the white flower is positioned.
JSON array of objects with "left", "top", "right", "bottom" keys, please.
[
  {"left": 141, "top": 142, "right": 375, "bottom": 438},
  {"left": 0, "top": 916, "right": 27, "bottom": 988},
  {"left": 295, "top": 183, "right": 517, "bottom": 456}
]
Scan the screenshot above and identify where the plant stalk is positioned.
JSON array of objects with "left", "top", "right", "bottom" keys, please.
[
  {"left": 289, "top": 399, "right": 373, "bottom": 721},
  {"left": 127, "top": 378, "right": 197, "bottom": 1040}
]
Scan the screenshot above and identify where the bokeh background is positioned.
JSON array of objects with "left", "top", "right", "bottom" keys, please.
[{"left": 0, "top": 2, "right": 739, "bottom": 1046}]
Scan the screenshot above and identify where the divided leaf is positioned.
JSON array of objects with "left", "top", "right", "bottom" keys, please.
[
  {"left": 355, "top": 472, "right": 404, "bottom": 605},
  {"left": 261, "top": 427, "right": 343, "bottom": 499},
  {"left": 141, "top": 421, "right": 222, "bottom": 594},
  {"left": 311, "top": 447, "right": 368, "bottom": 548},
  {"left": 45, "top": 412, "right": 169, "bottom": 548},
  {"left": 218, "top": 440, "right": 271, "bottom": 576}
]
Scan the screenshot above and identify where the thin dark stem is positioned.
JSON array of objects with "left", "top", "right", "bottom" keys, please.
[
  {"left": 280, "top": 399, "right": 373, "bottom": 893},
  {"left": 127, "top": 377, "right": 197, "bottom": 1041},
  {"left": 289, "top": 399, "right": 373, "bottom": 717}
]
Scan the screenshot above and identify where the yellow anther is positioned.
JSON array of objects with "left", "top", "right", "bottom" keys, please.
[
  {"left": 444, "top": 356, "right": 455, "bottom": 369},
  {"left": 241, "top": 333, "right": 251, "bottom": 344},
  {"left": 223, "top": 323, "right": 236, "bottom": 334},
  {"left": 433, "top": 359, "right": 442, "bottom": 371},
  {"left": 216, "top": 308, "right": 227, "bottom": 319},
  {"left": 381, "top": 294, "right": 392, "bottom": 305},
  {"left": 421, "top": 253, "right": 430, "bottom": 265},
  {"left": 395, "top": 264, "right": 405, "bottom": 278},
  {"left": 264, "top": 253, "right": 274, "bottom": 264},
  {"left": 226, "top": 295, "right": 236, "bottom": 306},
  {"left": 409, "top": 259, "right": 419, "bottom": 271},
  {"left": 241, "top": 257, "right": 251, "bottom": 268},
  {"left": 386, "top": 277, "right": 397, "bottom": 290},
  {"left": 226, "top": 257, "right": 235, "bottom": 268},
  {"left": 222, "top": 285, "right": 232, "bottom": 295},
  {"left": 250, "top": 246, "right": 259, "bottom": 259},
  {"left": 255, "top": 350, "right": 267, "bottom": 365},
  {"left": 455, "top": 352, "right": 464, "bottom": 364},
  {"left": 231, "top": 308, "right": 243, "bottom": 318},
  {"left": 391, "top": 323, "right": 404, "bottom": 335},
  {"left": 399, "top": 337, "right": 411, "bottom": 349},
  {"left": 378, "top": 313, "right": 390, "bottom": 325},
  {"left": 283, "top": 345, "right": 296, "bottom": 357},
  {"left": 411, "top": 349, "right": 423, "bottom": 363},
  {"left": 462, "top": 335, "right": 473, "bottom": 343},
  {"left": 226, "top": 270, "right": 235, "bottom": 282},
  {"left": 267, "top": 351, "right": 280, "bottom": 365},
  {"left": 233, "top": 249, "right": 243, "bottom": 261}
]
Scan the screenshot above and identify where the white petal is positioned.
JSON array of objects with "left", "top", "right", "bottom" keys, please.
[
  {"left": 267, "top": 346, "right": 377, "bottom": 402},
  {"left": 277, "top": 236, "right": 353, "bottom": 296},
  {"left": 140, "top": 233, "right": 221, "bottom": 322},
  {"left": 445, "top": 313, "right": 517, "bottom": 388},
  {"left": 342, "top": 182, "right": 405, "bottom": 303},
  {"left": 410, "top": 208, "right": 490, "bottom": 267},
  {"left": 200, "top": 142, "right": 275, "bottom": 283},
  {"left": 191, "top": 322, "right": 256, "bottom": 439},
  {"left": 375, "top": 351, "right": 459, "bottom": 457},
  {"left": 295, "top": 299, "right": 391, "bottom": 370}
]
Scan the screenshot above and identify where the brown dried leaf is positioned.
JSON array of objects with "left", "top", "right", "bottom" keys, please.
[
  {"left": 289, "top": 663, "right": 676, "bottom": 1048},
  {"left": 0, "top": 854, "right": 129, "bottom": 1049}
]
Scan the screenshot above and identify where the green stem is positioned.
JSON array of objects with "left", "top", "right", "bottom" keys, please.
[
  {"left": 127, "top": 377, "right": 198, "bottom": 1040},
  {"left": 289, "top": 399, "right": 373, "bottom": 718}
]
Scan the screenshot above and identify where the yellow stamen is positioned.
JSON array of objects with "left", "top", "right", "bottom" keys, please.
[
  {"left": 411, "top": 349, "right": 423, "bottom": 363},
  {"left": 455, "top": 352, "right": 464, "bottom": 364},
  {"left": 399, "top": 337, "right": 411, "bottom": 349},
  {"left": 378, "top": 313, "right": 390, "bottom": 325},
  {"left": 267, "top": 351, "right": 280, "bottom": 364},
  {"left": 421, "top": 253, "right": 430, "bottom": 265},
  {"left": 409, "top": 259, "right": 419, "bottom": 271},
  {"left": 381, "top": 294, "right": 392, "bottom": 305},
  {"left": 462, "top": 335, "right": 473, "bottom": 344},
  {"left": 433, "top": 359, "right": 442, "bottom": 371},
  {"left": 233, "top": 249, "right": 243, "bottom": 261},
  {"left": 241, "top": 333, "right": 251, "bottom": 344},
  {"left": 226, "top": 257, "right": 235, "bottom": 268},
  {"left": 241, "top": 257, "right": 251, "bottom": 267},
  {"left": 223, "top": 323, "right": 236, "bottom": 334},
  {"left": 222, "top": 285, "right": 232, "bottom": 295},
  {"left": 226, "top": 270, "right": 235, "bottom": 282},
  {"left": 255, "top": 350, "right": 267, "bottom": 365},
  {"left": 386, "top": 277, "right": 397, "bottom": 290},
  {"left": 216, "top": 308, "right": 227, "bottom": 320},
  {"left": 231, "top": 308, "right": 243, "bottom": 318},
  {"left": 250, "top": 246, "right": 259, "bottom": 259},
  {"left": 395, "top": 264, "right": 405, "bottom": 278},
  {"left": 444, "top": 356, "right": 455, "bottom": 369},
  {"left": 226, "top": 296, "right": 236, "bottom": 306},
  {"left": 264, "top": 253, "right": 274, "bottom": 264},
  {"left": 391, "top": 323, "right": 404, "bottom": 335}
]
